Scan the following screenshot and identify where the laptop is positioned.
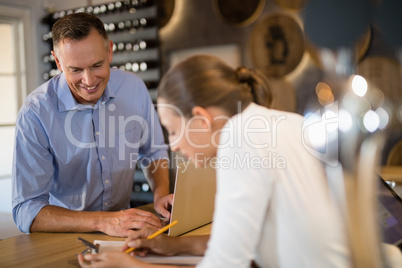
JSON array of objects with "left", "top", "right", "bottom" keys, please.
[
  {"left": 168, "top": 162, "right": 217, "bottom": 236},
  {"left": 377, "top": 176, "right": 402, "bottom": 251}
]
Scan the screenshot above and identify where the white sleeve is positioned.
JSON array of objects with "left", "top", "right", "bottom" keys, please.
[{"left": 197, "top": 143, "right": 274, "bottom": 268}]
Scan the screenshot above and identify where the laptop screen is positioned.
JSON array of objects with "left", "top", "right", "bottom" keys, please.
[
  {"left": 168, "top": 163, "right": 216, "bottom": 236},
  {"left": 378, "top": 177, "right": 402, "bottom": 250}
]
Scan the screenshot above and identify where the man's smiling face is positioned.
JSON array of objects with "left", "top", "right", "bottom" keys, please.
[{"left": 52, "top": 29, "right": 113, "bottom": 105}]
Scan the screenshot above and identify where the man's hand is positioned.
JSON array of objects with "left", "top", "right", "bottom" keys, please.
[
  {"left": 154, "top": 194, "right": 173, "bottom": 219},
  {"left": 100, "top": 208, "right": 164, "bottom": 237}
]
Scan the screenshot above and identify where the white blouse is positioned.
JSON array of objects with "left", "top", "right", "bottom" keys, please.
[{"left": 197, "top": 103, "right": 350, "bottom": 268}]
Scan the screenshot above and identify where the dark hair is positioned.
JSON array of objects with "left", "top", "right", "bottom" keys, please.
[
  {"left": 52, "top": 13, "right": 108, "bottom": 51},
  {"left": 158, "top": 54, "right": 272, "bottom": 117}
]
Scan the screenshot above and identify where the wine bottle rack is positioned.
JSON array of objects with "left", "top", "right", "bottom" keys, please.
[{"left": 41, "top": 0, "right": 160, "bottom": 101}]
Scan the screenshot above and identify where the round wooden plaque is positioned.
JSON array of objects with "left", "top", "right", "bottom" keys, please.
[
  {"left": 158, "top": 0, "right": 175, "bottom": 28},
  {"left": 249, "top": 13, "right": 305, "bottom": 77},
  {"left": 212, "top": 0, "right": 266, "bottom": 27},
  {"left": 357, "top": 56, "right": 402, "bottom": 105}
]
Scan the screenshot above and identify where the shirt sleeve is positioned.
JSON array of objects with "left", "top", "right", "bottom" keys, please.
[
  {"left": 12, "top": 107, "right": 54, "bottom": 233},
  {"left": 197, "top": 138, "right": 274, "bottom": 267},
  {"left": 136, "top": 82, "right": 169, "bottom": 168}
]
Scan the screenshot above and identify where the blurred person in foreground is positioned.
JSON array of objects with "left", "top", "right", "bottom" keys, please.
[{"left": 79, "top": 54, "right": 351, "bottom": 267}]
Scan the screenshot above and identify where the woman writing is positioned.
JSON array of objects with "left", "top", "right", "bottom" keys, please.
[{"left": 79, "top": 55, "right": 350, "bottom": 267}]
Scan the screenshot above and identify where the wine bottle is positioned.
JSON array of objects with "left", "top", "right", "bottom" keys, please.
[
  {"left": 42, "top": 32, "right": 50, "bottom": 42},
  {"left": 59, "top": 10, "right": 66, "bottom": 18},
  {"left": 125, "top": 20, "right": 132, "bottom": 28},
  {"left": 43, "top": 72, "right": 50, "bottom": 80},
  {"left": 117, "top": 42, "right": 125, "bottom": 51},
  {"left": 108, "top": 23, "right": 116, "bottom": 32},
  {"left": 125, "top": 43, "right": 133, "bottom": 51},
  {"left": 139, "top": 17, "right": 155, "bottom": 27},
  {"left": 86, "top": 6, "right": 94, "bottom": 14},
  {"left": 74, "top": 7, "right": 86, "bottom": 14},
  {"left": 99, "top": 5, "right": 107, "bottom": 14},
  {"left": 132, "top": 19, "right": 140, "bottom": 28},
  {"left": 42, "top": 53, "right": 55, "bottom": 63},
  {"left": 42, "top": 55, "right": 50, "bottom": 63},
  {"left": 129, "top": 60, "right": 159, "bottom": 72},
  {"left": 107, "top": 3, "right": 115, "bottom": 13},
  {"left": 93, "top": 6, "right": 100, "bottom": 15},
  {"left": 138, "top": 39, "right": 158, "bottom": 49},
  {"left": 117, "top": 21, "right": 125, "bottom": 30},
  {"left": 49, "top": 69, "right": 61, "bottom": 77},
  {"left": 132, "top": 62, "right": 140, "bottom": 72},
  {"left": 115, "top": 1, "right": 123, "bottom": 12},
  {"left": 125, "top": 62, "right": 132, "bottom": 71}
]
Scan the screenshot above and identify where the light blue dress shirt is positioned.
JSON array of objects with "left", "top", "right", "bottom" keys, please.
[{"left": 12, "top": 68, "right": 168, "bottom": 233}]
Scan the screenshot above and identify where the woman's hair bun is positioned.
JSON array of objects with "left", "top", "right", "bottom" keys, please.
[
  {"left": 235, "top": 66, "right": 272, "bottom": 108},
  {"left": 236, "top": 67, "right": 254, "bottom": 85}
]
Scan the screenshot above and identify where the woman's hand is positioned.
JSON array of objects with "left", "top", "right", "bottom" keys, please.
[{"left": 123, "top": 227, "right": 179, "bottom": 257}]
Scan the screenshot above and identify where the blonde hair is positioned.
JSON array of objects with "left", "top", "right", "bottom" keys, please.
[{"left": 158, "top": 54, "right": 272, "bottom": 117}]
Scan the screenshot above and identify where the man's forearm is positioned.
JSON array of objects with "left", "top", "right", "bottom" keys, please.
[
  {"left": 30, "top": 205, "right": 163, "bottom": 237},
  {"left": 30, "top": 205, "right": 113, "bottom": 233}
]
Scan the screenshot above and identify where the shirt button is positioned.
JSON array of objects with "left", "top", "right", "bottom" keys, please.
[
  {"left": 96, "top": 131, "right": 100, "bottom": 135},
  {"left": 102, "top": 156, "right": 105, "bottom": 160},
  {"left": 105, "top": 180, "right": 109, "bottom": 184}
]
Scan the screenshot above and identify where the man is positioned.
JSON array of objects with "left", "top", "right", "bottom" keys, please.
[{"left": 12, "top": 13, "right": 172, "bottom": 237}]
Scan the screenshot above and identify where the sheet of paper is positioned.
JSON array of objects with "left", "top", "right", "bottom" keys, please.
[{"left": 94, "top": 240, "right": 203, "bottom": 265}]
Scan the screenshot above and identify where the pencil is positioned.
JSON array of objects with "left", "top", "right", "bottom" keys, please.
[{"left": 125, "top": 220, "right": 178, "bottom": 254}]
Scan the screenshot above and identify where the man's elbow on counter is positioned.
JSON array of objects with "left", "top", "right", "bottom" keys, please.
[{"left": 12, "top": 203, "right": 38, "bottom": 234}]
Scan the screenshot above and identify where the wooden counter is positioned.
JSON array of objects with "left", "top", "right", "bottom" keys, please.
[{"left": 0, "top": 232, "right": 125, "bottom": 267}]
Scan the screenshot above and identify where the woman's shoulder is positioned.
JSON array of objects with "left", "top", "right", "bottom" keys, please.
[{"left": 234, "top": 103, "right": 304, "bottom": 125}]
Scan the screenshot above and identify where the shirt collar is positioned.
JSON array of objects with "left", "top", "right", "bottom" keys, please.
[{"left": 57, "top": 73, "right": 115, "bottom": 112}]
